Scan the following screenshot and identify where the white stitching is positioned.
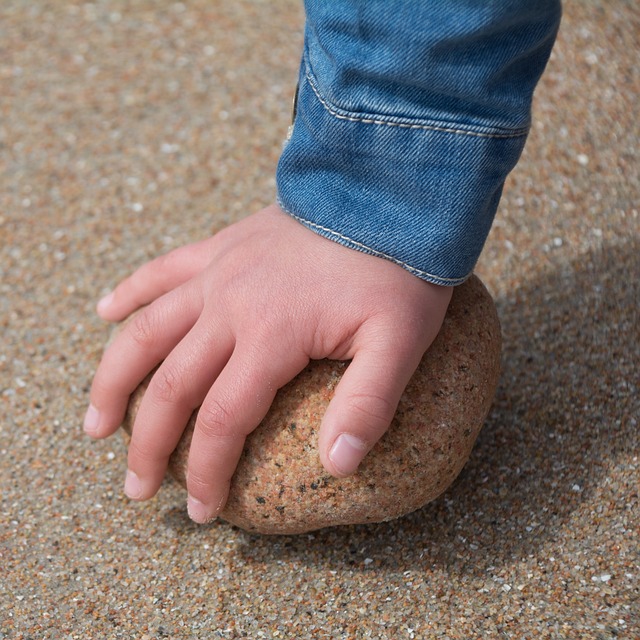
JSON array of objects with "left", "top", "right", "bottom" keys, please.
[
  {"left": 278, "top": 200, "right": 469, "bottom": 285},
  {"left": 305, "top": 70, "right": 528, "bottom": 140}
]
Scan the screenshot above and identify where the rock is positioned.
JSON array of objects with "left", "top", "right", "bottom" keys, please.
[{"left": 120, "top": 275, "right": 501, "bottom": 534}]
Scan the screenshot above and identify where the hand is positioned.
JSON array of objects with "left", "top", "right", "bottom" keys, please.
[{"left": 84, "top": 204, "right": 452, "bottom": 523}]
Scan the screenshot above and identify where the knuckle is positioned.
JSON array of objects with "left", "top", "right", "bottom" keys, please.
[
  {"left": 185, "top": 467, "right": 211, "bottom": 494},
  {"left": 346, "top": 390, "right": 395, "bottom": 430},
  {"left": 89, "top": 373, "right": 125, "bottom": 413},
  {"left": 129, "top": 310, "right": 158, "bottom": 348},
  {"left": 196, "top": 397, "right": 236, "bottom": 439},
  {"left": 127, "top": 435, "right": 164, "bottom": 467},
  {"left": 150, "top": 366, "right": 184, "bottom": 404},
  {"left": 89, "top": 373, "right": 112, "bottom": 402}
]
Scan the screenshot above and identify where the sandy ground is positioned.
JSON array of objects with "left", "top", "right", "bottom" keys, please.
[{"left": 1, "top": 1, "right": 638, "bottom": 638}]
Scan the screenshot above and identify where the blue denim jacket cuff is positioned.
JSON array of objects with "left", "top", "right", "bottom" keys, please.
[{"left": 276, "top": 61, "right": 530, "bottom": 286}]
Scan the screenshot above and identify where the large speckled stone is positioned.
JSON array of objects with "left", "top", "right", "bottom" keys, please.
[{"left": 120, "top": 275, "right": 501, "bottom": 534}]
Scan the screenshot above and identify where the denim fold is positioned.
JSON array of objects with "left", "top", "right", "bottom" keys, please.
[{"left": 277, "top": 1, "right": 561, "bottom": 285}]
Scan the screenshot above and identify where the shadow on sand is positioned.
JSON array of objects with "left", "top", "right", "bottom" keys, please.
[{"left": 230, "top": 239, "right": 639, "bottom": 574}]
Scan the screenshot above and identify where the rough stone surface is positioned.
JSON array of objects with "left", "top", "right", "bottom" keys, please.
[{"left": 121, "top": 275, "right": 501, "bottom": 534}]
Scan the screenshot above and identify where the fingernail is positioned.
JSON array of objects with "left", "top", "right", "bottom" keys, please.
[
  {"left": 83, "top": 404, "right": 101, "bottom": 436},
  {"left": 97, "top": 291, "right": 114, "bottom": 315},
  {"left": 187, "top": 495, "right": 216, "bottom": 524},
  {"left": 124, "top": 469, "right": 143, "bottom": 500},
  {"left": 329, "top": 433, "right": 367, "bottom": 476}
]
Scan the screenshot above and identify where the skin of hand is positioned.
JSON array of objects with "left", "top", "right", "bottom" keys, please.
[{"left": 84, "top": 204, "right": 452, "bottom": 523}]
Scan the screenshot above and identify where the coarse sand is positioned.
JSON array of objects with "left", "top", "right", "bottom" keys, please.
[{"left": 1, "top": 1, "right": 637, "bottom": 638}]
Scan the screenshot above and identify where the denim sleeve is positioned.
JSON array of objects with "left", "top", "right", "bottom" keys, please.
[{"left": 276, "top": 1, "right": 561, "bottom": 285}]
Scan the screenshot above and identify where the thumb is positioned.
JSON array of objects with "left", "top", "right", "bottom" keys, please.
[{"left": 318, "top": 344, "right": 422, "bottom": 478}]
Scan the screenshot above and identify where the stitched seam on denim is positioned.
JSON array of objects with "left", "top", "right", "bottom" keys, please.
[
  {"left": 305, "top": 69, "right": 528, "bottom": 140},
  {"left": 277, "top": 199, "right": 469, "bottom": 285}
]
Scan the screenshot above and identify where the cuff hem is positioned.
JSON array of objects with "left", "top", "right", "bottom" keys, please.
[{"left": 277, "top": 197, "right": 470, "bottom": 287}]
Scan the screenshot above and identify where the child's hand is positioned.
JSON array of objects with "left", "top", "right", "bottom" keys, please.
[{"left": 85, "top": 204, "right": 452, "bottom": 523}]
